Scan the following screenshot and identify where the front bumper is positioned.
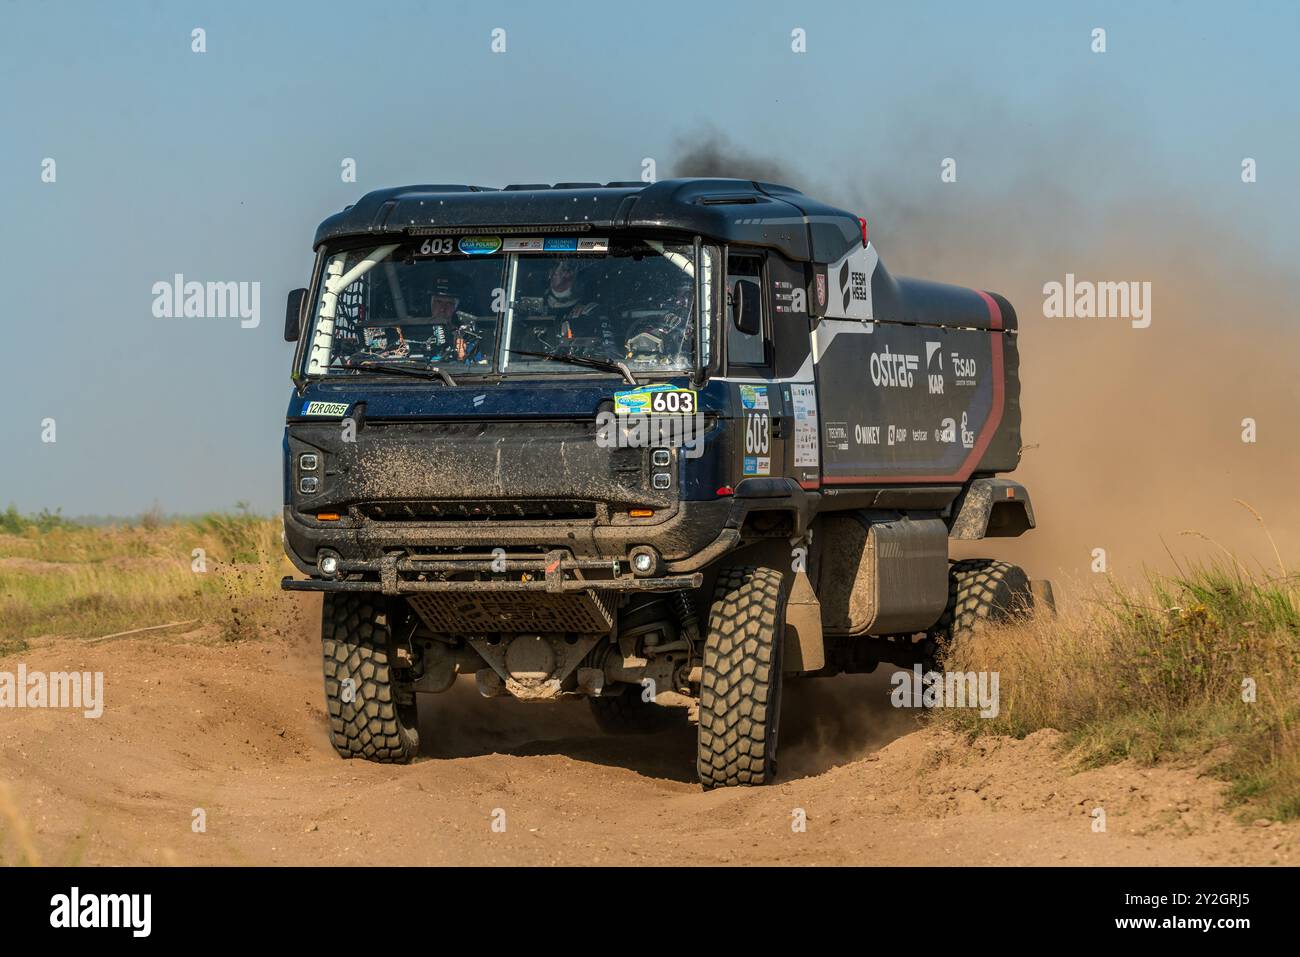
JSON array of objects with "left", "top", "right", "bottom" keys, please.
[{"left": 281, "top": 550, "right": 701, "bottom": 596}]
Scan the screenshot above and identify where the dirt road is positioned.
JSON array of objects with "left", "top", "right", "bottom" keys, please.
[{"left": 0, "top": 597, "right": 1292, "bottom": 866}]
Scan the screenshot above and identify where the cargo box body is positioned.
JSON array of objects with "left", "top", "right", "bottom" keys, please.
[{"left": 808, "top": 250, "right": 1022, "bottom": 487}]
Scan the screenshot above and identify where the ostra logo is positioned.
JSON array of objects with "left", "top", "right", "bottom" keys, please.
[{"left": 869, "top": 347, "right": 919, "bottom": 389}]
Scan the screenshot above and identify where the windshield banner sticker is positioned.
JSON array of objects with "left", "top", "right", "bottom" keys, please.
[{"left": 613, "top": 384, "right": 697, "bottom": 415}]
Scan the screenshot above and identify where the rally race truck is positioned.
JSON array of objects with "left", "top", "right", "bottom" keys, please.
[{"left": 280, "top": 178, "right": 1048, "bottom": 788}]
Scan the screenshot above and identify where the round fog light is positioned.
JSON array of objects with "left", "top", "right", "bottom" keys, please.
[
  {"left": 629, "top": 546, "right": 660, "bottom": 578},
  {"left": 319, "top": 553, "right": 340, "bottom": 577}
]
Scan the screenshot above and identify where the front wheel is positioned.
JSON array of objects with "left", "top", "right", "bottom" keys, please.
[
  {"left": 321, "top": 593, "right": 419, "bottom": 763},
  {"left": 696, "top": 566, "right": 788, "bottom": 789}
]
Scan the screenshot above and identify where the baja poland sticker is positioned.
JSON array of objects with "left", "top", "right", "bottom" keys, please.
[
  {"left": 457, "top": 236, "right": 503, "bottom": 255},
  {"left": 739, "top": 384, "right": 769, "bottom": 410}
]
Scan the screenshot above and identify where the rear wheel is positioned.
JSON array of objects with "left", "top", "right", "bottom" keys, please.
[
  {"left": 321, "top": 593, "right": 419, "bottom": 763},
  {"left": 696, "top": 566, "right": 788, "bottom": 789},
  {"left": 929, "top": 559, "right": 1033, "bottom": 666}
]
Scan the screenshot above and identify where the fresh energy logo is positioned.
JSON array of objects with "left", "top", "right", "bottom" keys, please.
[
  {"left": 1042, "top": 273, "right": 1152, "bottom": 328},
  {"left": 890, "top": 665, "right": 999, "bottom": 718},
  {"left": 0, "top": 665, "right": 104, "bottom": 718},
  {"left": 151, "top": 274, "right": 261, "bottom": 328},
  {"left": 50, "top": 887, "right": 151, "bottom": 937}
]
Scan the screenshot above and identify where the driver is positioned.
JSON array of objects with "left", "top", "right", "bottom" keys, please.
[{"left": 623, "top": 267, "right": 695, "bottom": 362}]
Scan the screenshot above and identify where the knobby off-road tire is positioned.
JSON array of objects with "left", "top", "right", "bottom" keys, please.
[
  {"left": 589, "top": 682, "right": 682, "bottom": 734},
  {"left": 321, "top": 593, "right": 419, "bottom": 763},
  {"left": 696, "top": 566, "right": 788, "bottom": 789},
  {"left": 930, "top": 559, "right": 1033, "bottom": 664}
]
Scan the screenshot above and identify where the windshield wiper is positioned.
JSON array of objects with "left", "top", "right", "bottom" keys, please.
[
  {"left": 339, "top": 360, "right": 458, "bottom": 386},
  {"left": 507, "top": 349, "right": 636, "bottom": 385}
]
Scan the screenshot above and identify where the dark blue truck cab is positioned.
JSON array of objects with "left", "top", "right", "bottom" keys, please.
[{"left": 281, "top": 179, "right": 1045, "bottom": 787}]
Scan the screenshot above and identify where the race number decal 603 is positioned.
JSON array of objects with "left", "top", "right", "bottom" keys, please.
[
  {"left": 650, "top": 389, "right": 696, "bottom": 414},
  {"left": 417, "top": 238, "right": 456, "bottom": 256},
  {"left": 745, "top": 412, "right": 770, "bottom": 454}
]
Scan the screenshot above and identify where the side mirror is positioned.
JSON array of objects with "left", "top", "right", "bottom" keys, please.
[
  {"left": 731, "top": 279, "right": 762, "bottom": 337},
  {"left": 284, "top": 288, "right": 308, "bottom": 342}
]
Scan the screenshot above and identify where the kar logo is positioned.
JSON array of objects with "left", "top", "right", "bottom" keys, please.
[{"left": 925, "top": 341, "right": 944, "bottom": 395}]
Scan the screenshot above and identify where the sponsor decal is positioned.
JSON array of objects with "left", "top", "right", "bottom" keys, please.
[
  {"left": 790, "top": 383, "right": 819, "bottom": 468},
  {"left": 869, "top": 346, "right": 920, "bottom": 388},
  {"left": 925, "top": 341, "right": 945, "bottom": 395},
  {"left": 302, "top": 401, "right": 349, "bottom": 417},
  {"left": 887, "top": 423, "right": 907, "bottom": 446},
  {"left": 613, "top": 384, "right": 696, "bottom": 415},
  {"left": 815, "top": 273, "right": 827, "bottom": 310},
  {"left": 501, "top": 237, "right": 608, "bottom": 253},
  {"left": 853, "top": 423, "right": 880, "bottom": 445},
  {"left": 457, "top": 236, "right": 503, "bottom": 255},
  {"left": 951, "top": 352, "right": 978, "bottom": 385},
  {"left": 739, "top": 384, "right": 769, "bottom": 411},
  {"left": 743, "top": 455, "right": 771, "bottom": 476},
  {"left": 960, "top": 412, "right": 975, "bottom": 448},
  {"left": 838, "top": 262, "right": 868, "bottom": 312},
  {"left": 936, "top": 417, "right": 957, "bottom": 443},
  {"left": 911, "top": 429, "right": 929, "bottom": 442},
  {"left": 825, "top": 421, "right": 850, "bottom": 451}
]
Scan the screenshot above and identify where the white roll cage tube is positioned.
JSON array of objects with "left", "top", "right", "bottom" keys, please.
[{"left": 306, "top": 244, "right": 399, "bottom": 375}]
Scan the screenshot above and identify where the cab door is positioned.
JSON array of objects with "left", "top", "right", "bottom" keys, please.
[{"left": 725, "top": 251, "right": 787, "bottom": 482}]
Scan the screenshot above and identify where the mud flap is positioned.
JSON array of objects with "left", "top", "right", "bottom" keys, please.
[{"left": 783, "top": 570, "right": 825, "bottom": 671}]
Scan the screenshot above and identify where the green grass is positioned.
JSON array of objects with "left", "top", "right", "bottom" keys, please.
[
  {"left": 939, "top": 560, "right": 1300, "bottom": 821},
  {"left": 0, "top": 510, "right": 291, "bottom": 652}
]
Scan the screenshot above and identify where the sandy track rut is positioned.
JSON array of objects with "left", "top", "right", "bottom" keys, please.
[{"left": 1, "top": 601, "right": 1293, "bottom": 866}]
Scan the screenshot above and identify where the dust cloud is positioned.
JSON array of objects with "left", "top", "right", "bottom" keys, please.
[{"left": 671, "top": 129, "right": 1300, "bottom": 583}]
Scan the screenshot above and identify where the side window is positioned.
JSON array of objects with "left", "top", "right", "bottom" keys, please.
[{"left": 726, "top": 253, "right": 766, "bottom": 366}]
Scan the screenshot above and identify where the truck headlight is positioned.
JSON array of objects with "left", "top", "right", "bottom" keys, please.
[{"left": 629, "top": 546, "right": 660, "bottom": 577}]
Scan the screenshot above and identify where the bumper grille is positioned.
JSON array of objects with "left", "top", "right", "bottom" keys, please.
[
  {"left": 359, "top": 500, "right": 599, "bottom": 522},
  {"left": 407, "top": 589, "right": 614, "bottom": 634}
]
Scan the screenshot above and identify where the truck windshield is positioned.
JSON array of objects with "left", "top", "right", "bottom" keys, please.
[{"left": 303, "top": 238, "right": 704, "bottom": 378}]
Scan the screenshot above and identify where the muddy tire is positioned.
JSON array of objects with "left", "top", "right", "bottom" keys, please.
[
  {"left": 321, "top": 593, "right": 419, "bottom": 763},
  {"left": 589, "top": 683, "right": 681, "bottom": 734},
  {"left": 931, "top": 559, "right": 1033, "bottom": 657},
  {"left": 696, "top": 566, "right": 787, "bottom": 789}
]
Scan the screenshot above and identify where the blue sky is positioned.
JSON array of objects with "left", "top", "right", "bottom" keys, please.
[{"left": 2, "top": 0, "right": 1297, "bottom": 515}]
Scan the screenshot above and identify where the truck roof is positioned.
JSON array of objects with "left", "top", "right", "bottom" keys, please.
[{"left": 312, "top": 178, "right": 865, "bottom": 264}]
